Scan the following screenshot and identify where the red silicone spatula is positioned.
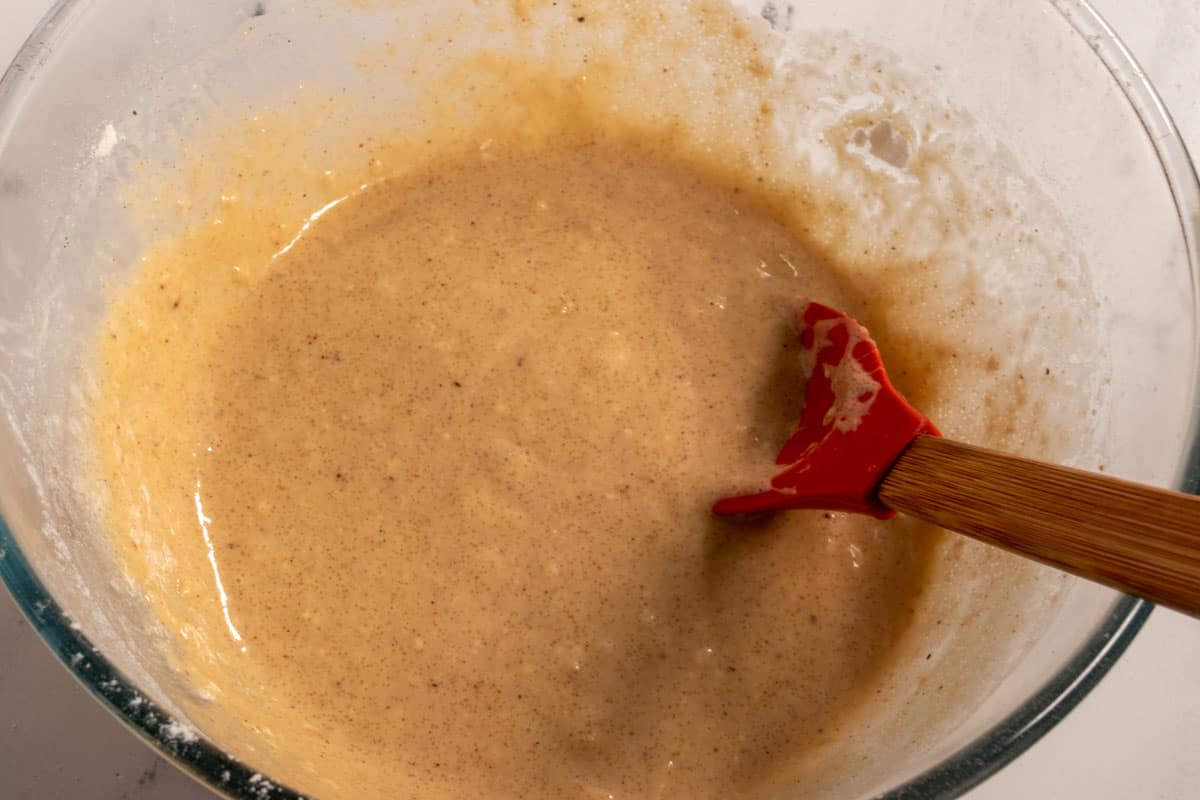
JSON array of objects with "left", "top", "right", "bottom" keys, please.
[{"left": 713, "top": 301, "right": 1200, "bottom": 618}]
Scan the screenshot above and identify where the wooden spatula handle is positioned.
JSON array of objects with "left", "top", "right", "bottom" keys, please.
[{"left": 878, "top": 435, "right": 1200, "bottom": 618}]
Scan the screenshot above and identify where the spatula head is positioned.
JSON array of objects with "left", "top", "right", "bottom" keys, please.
[{"left": 712, "top": 301, "right": 939, "bottom": 519}]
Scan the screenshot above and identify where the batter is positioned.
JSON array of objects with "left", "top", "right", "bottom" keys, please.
[
  {"left": 86, "top": 0, "right": 1105, "bottom": 796},
  {"left": 92, "top": 141, "right": 940, "bottom": 798}
]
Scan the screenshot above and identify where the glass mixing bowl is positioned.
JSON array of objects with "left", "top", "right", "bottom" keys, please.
[{"left": 0, "top": 1, "right": 1196, "bottom": 798}]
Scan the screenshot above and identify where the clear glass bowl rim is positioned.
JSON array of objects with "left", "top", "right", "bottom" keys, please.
[{"left": 0, "top": 1, "right": 1195, "bottom": 798}]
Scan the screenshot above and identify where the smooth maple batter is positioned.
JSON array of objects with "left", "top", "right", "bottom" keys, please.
[
  {"left": 84, "top": 2, "right": 1105, "bottom": 796},
  {"left": 92, "top": 141, "right": 941, "bottom": 799}
]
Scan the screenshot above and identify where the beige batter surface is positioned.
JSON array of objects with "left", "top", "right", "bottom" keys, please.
[
  {"left": 85, "top": 2, "right": 1107, "bottom": 797},
  {"left": 93, "top": 140, "right": 943, "bottom": 798}
]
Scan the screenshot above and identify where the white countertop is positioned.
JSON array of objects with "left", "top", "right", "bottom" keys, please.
[{"left": 1, "top": 2, "right": 1198, "bottom": 798}]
